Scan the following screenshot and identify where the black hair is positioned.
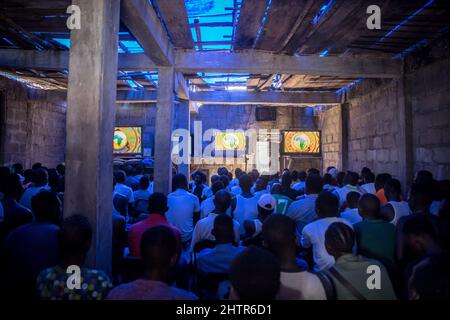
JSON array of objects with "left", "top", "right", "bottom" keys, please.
[
  {"left": 323, "top": 173, "right": 333, "bottom": 185},
  {"left": 3, "top": 173, "right": 23, "bottom": 199},
  {"left": 307, "top": 168, "right": 320, "bottom": 176},
  {"left": 336, "top": 171, "right": 346, "bottom": 186},
  {"left": 346, "top": 191, "right": 361, "bottom": 208},
  {"left": 291, "top": 170, "right": 298, "bottom": 181},
  {"left": 358, "top": 193, "right": 380, "bottom": 218},
  {"left": 316, "top": 191, "right": 339, "bottom": 218},
  {"left": 409, "top": 183, "right": 433, "bottom": 210},
  {"left": 211, "top": 181, "right": 225, "bottom": 194},
  {"left": 229, "top": 246, "right": 280, "bottom": 300},
  {"left": 32, "top": 162, "right": 42, "bottom": 170},
  {"left": 270, "top": 183, "right": 282, "bottom": 195},
  {"left": 364, "top": 171, "right": 375, "bottom": 183},
  {"left": 140, "top": 226, "right": 178, "bottom": 270},
  {"left": 384, "top": 178, "right": 402, "bottom": 198},
  {"left": 34, "top": 168, "right": 48, "bottom": 186},
  {"left": 219, "top": 174, "right": 230, "bottom": 188},
  {"left": 148, "top": 192, "right": 168, "bottom": 214},
  {"left": 325, "top": 222, "right": 355, "bottom": 254},
  {"left": 59, "top": 214, "right": 92, "bottom": 257},
  {"left": 213, "top": 189, "right": 231, "bottom": 213},
  {"left": 139, "top": 175, "right": 150, "bottom": 190},
  {"left": 172, "top": 173, "right": 188, "bottom": 190},
  {"left": 305, "top": 173, "right": 323, "bottom": 194},
  {"left": 114, "top": 170, "right": 126, "bottom": 184},
  {"left": 375, "top": 173, "right": 392, "bottom": 190},
  {"left": 262, "top": 214, "right": 296, "bottom": 254},
  {"left": 12, "top": 163, "right": 23, "bottom": 174},
  {"left": 414, "top": 170, "right": 434, "bottom": 186},
  {"left": 56, "top": 164, "right": 65, "bottom": 176},
  {"left": 298, "top": 171, "right": 307, "bottom": 182},
  {"left": 281, "top": 171, "right": 292, "bottom": 188},
  {"left": 31, "top": 190, "right": 61, "bottom": 225},
  {"left": 239, "top": 174, "right": 253, "bottom": 192},
  {"left": 344, "top": 171, "right": 359, "bottom": 186}
]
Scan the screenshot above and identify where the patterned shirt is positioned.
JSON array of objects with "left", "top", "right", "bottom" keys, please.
[{"left": 36, "top": 265, "right": 112, "bottom": 300}]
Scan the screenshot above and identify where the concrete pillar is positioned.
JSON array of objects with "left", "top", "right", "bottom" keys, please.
[
  {"left": 397, "top": 71, "right": 414, "bottom": 191},
  {"left": 154, "top": 67, "right": 175, "bottom": 194},
  {"left": 175, "top": 99, "right": 190, "bottom": 178},
  {"left": 64, "top": 0, "right": 120, "bottom": 273},
  {"left": 340, "top": 103, "right": 350, "bottom": 171}
]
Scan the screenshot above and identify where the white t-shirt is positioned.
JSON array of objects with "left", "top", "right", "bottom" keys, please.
[
  {"left": 253, "top": 189, "right": 268, "bottom": 199},
  {"left": 301, "top": 217, "right": 354, "bottom": 271},
  {"left": 166, "top": 188, "right": 200, "bottom": 242},
  {"left": 200, "top": 197, "right": 232, "bottom": 219},
  {"left": 388, "top": 200, "right": 411, "bottom": 226},
  {"left": 233, "top": 194, "right": 259, "bottom": 235},
  {"left": 361, "top": 182, "right": 376, "bottom": 194},
  {"left": 292, "top": 181, "right": 305, "bottom": 192},
  {"left": 286, "top": 194, "right": 319, "bottom": 238},
  {"left": 190, "top": 212, "right": 240, "bottom": 252},
  {"left": 340, "top": 208, "right": 363, "bottom": 224},
  {"left": 230, "top": 186, "right": 242, "bottom": 196},
  {"left": 114, "top": 183, "right": 135, "bottom": 204},
  {"left": 277, "top": 271, "right": 327, "bottom": 300}
]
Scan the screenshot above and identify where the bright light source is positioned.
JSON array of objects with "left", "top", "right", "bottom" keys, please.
[{"left": 226, "top": 86, "right": 247, "bottom": 91}]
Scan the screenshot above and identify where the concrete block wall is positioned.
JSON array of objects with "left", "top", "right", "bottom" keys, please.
[
  {"left": 317, "top": 105, "right": 341, "bottom": 172},
  {"left": 0, "top": 78, "right": 66, "bottom": 168},
  {"left": 409, "top": 55, "right": 450, "bottom": 180}
]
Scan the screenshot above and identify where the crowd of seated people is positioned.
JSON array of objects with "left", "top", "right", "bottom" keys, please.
[{"left": 1, "top": 161, "right": 450, "bottom": 301}]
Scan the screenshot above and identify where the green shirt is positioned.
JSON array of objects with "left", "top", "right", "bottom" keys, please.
[
  {"left": 354, "top": 219, "right": 396, "bottom": 276},
  {"left": 326, "top": 254, "right": 397, "bottom": 300},
  {"left": 272, "top": 194, "right": 292, "bottom": 215}
]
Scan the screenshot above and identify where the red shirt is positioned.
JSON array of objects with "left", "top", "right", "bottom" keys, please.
[{"left": 128, "top": 214, "right": 181, "bottom": 257}]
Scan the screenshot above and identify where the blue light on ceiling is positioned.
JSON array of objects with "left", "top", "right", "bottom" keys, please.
[
  {"left": 312, "top": 0, "right": 335, "bottom": 26},
  {"left": 319, "top": 49, "right": 330, "bottom": 58},
  {"left": 52, "top": 38, "right": 144, "bottom": 54},
  {"left": 2, "top": 37, "right": 16, "bottom": 47},
  {"left": 252, "top": 0, "right": 273, "bottom": 49},
  {"left": 375, "top": 0, "right": 435, "bottom": 45},
  {"left": 336, "top": 78, "right": 365, "bottom": 95}
]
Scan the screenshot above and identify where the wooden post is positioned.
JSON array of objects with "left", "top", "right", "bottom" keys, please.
[
  {"left": 64, "top": 0, "right": 120, "bottom": 273},
  {"left": 153, "top": 67, "right": 175, "bottom": 194},
  {"left": 340, "top": 103, "right": 350, "bottom": 171}
]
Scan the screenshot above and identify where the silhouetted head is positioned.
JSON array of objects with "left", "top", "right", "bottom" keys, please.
[
  {"left": 212, "top": 214, "right": 234, "bottom": 244},
  {"left": 270, "top": 183, "right": 282, "bottom": 195},
  {"left": 346, "top": 191, "right": 361, "bottom": 209},
  {"left": 255, "top": 177, "right": 268, "bottom": 192},
  {"left": 210, "top": 174, "right": 220, "bottom": 184},
  {"left": 375, "top": 173, "right": 392, "bottom": 191},
  {"left": 31, "top": 190, "right": 61, "bottom": 225},
  {"left": 211, "top": 181, "right": 225, "bottom": 195},
  {"left": 298, "top": 171, "right": 307, "bottom": 182},
  {"left": 34, "top": 168, "right": 48, "bottom": 186},
  {"left": 230, "top": 246, "right": 280, "bottom": 300},
  {"left": 281, "top": 171, "right": 292, "bottom": 188},
  {"left": 358, "top": 193, "right": 380, "bottom": 220},
  {"left": 213, "top": 190, "right": 231, "bottom": 213},
  {"left": 263, "top": 214, "right": 297, "bottom": 262},
  {"left": 408, "top": 183, "right": 433, "bottom": 213},
  {"left": 59, "top": 214, "right": 92, "bottom": 261},
  {"left": 384, "top": 178, "right": 402, "bottom": 201},
  {"left": 344, "top": 171, "right": 359, "bottom": 186},
  {"left": 305, "top": 174, "right": 323, "bottom": 194},
  {"left": 148, "top": 192, "right": 168, "bottom": 215},
  {"left": 139, "top": 175, "right": 150, "bottom": 190},
  {"left": 219, "top": 174, "right": 230, "bottom": 188},
  {"left": 239, "top": 174, "right": 253, "bottom": 193},
  {"left": 402, "top": 215, "right": 438, "bottom": 259},
  {"left": 172, "top": 173, "right": 188, "bottom": 190},
  {"left": 316, "top": 191, "right": 339, "bottom": 218},
  {"left": 114, "top": 170, "right": 126, "bottom": 184},
  {"left": 414, "top": 170, "right": 434, "bottom": 186},
  {"left": 12, "top": 163, "right": 23, "bottom": 175}
]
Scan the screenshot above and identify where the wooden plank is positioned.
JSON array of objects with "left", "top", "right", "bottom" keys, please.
[
  {"left": 255, "top": 0, "right": 305, "bottom": 51},
  {"left": 121, "top": 0, "right": 174, "bottom": 65},
  {"left": 155, "top": 0, "right": 194, "bottom": 49},
  {"left": 234, "top": 0, "right": 269, "bottom": 49},
  {"left": 174, "top": 50, "right": 402, "bottom": 78}
]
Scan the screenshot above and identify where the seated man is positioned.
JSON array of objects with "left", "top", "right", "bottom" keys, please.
[
  {"left": 242, "top": 193, "right": 276, "bottom": 247},
  {"left": 287, "top": 173, "right": 323, "bottom": 238},
  {"left": 354, "top": 194, "right": 396, "bottom": 282},
  {"left": 128, "top": 192, "right": 181, "bottom": 257},
  {"left": 107, "top": 226, "right": 197, "bottom": 300},
  {"left": 114, "top": 170, "right": 135, "bottom": 213},
  {"left": 19, "top": 168, "right": 49, "bottom": 210},
  {"left": 133, "top": 176, "right": 152, "bottom": 213},
  {"left": 200, "top": 181, "right": 226, "bottom": 219},
  {"left": 301, "top": 191, "right": 353, "bottom": 271},
  {"left": 324, "top": 222, "right": 397, "bottom": 300},
  {"left": 229, "top": 246, "right": 281, "bottom": 300},
  {"left": 263, "top": 214, "right": 327, "bottom": 300},
  {"left": 197, "top": 215, "right": 245, "bottom": 274},
  {"left": 340, "top": 192, "right": 362, "bottom": 224},
  {"left": 190, "top": 190, "right": 239, "bottom": 252},
  {"left": 37, "top": 215, "right": 112, "bottom": 300},
  {"left": 4, "top": 191, "right": 61, "bottom": 299},
  {"left": 271, "top": 183, "right": 292, "bottom": 215},
  {"left": 361, "top": 171, "right": 376, "bottom": 194},
  {"left": 379, "top": 178, "right": 411, "bottom": 225},
  {"left": 332, "top": 171, "right": 363, "bottom": 207}
]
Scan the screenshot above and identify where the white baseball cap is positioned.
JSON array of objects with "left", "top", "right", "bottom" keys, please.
[{"left": 257, "top": 194, "right": 276, "bottom": 211}]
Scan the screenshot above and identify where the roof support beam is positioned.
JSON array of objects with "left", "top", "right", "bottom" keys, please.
[
  {"left": 120, "top": 0, "right": 174, "bottom": 66},
  {"left": 115, "top": 90, "right": 339, "bottom": 106},
  {"left": 175, "top": 72, "right": 189, "bottom": 100},
  {"left": 174, "top": 50, "right": 402, "bottom": 78},
  {"left": 0, "top": 49, "right": 401, "bottom": 78}
]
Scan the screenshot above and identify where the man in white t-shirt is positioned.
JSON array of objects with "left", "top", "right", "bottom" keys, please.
[
  {"left": 263, "top": 214, "right": 327, "bottom": 300},
  {"left": 190, "top": 190, "right": 239, "bottom": 252},
  {"left": 301, "top": 191, "right": 354, "bottom": 271},
  {"left": 361, "top": 171, "right": 376, "bottom": 194},
  {"left": 292, "top": 171, "right": 307, "bottom": 192},
  {"left": 19, "top": 168, "right": 49, "bottom": 210},
  {"left": 340, "top": 191, "right": 363, "bottom": 224},
  {"left": 200, "top": 181, "right": 231, "bottom": 219},
  {"left": 287, "top": 174, "right": 323, "bottom": 239},
  {"left": 232, "top": 174, "right": 258, "bottom": 235},
  {"left": 114, "top": 170, "right": 135, "bottom": 212},
  {"left": 379, "top": 178, "right": 411, "bottom": 226},
  {"left": 166, "top": 174, "right": 200, "bottom": 244}
]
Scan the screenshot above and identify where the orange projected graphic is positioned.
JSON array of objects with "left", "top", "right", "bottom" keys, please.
[
  {"left": 113, "top": 127, "right": 142, "bottom": 154},
  {"left": 215, "top": 131, "right": 246, "bottom": 151},
  {"left": 283, "top": 131, "right": 321, "bottom": 154}
]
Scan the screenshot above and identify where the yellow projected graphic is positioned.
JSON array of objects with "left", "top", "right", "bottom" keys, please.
[
  {"left": 283, "top": 131, "right": 320, "bottom": 154},
  {"left": 113, "top": 127, "right": 142, "bottom": 154},
  {"left": 215, "top": 132, "right": 246, "bottom": 151}
]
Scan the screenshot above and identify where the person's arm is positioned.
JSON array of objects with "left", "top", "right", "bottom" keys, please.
[
  {"left": 379, "top": 203, "right": 395, "bottom": 222},
  {"left": 193, "top": 197, "right": 201, "bottom": 225},
  {"left": 300, "top": 228, "right": 312, "bottom": 249}
]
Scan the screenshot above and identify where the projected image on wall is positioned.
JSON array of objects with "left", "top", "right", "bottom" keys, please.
[
  {"left": 214, "top": 131, "right": 246, "bottom": 151},
  {"left": 282, "top": 130, "right": 321, "bottom": 155},
  {"left": 113, "top": 126, "right": 142, "bottom": 154}
]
